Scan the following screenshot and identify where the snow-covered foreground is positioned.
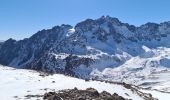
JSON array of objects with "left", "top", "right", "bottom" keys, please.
[
  {"left": 0, "top": 66, "right": 141, "bottom": 100},
  {"left": 0, "top": 65, "right": 170, "bottom": 100}
]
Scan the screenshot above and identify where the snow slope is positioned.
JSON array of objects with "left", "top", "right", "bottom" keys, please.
[
  {"left": 0, "top": 65, "right": 167, "bottom": 100},
  {"left": 90, "top": 47, "right": 170, "bottom": 93}
]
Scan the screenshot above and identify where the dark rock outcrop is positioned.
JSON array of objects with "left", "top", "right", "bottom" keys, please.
[{"left": 43, "top": 88, "right": 127, "bottom": 100}]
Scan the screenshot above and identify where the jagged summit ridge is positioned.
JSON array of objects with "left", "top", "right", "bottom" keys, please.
[{"left": 0, "top": 16, "right": 170, "bottom": 79}]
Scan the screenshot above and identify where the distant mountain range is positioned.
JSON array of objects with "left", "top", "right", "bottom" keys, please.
[{"left": 0, "top": 16, "right": 170, "bottom": 92}]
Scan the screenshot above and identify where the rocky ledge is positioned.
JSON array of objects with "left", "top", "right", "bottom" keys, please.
[{"left": 43, "top": 87, "right": 127, "bottom": 100}]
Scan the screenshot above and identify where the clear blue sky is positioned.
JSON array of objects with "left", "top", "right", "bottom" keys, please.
[{"left": 0, "top": 0, "right": 170, "bottom": 40}]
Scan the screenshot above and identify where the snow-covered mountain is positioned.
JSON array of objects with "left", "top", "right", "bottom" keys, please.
[
  {"left": 91, "top": 47, "right": 170, "bottom": 92},
  {"left": 0, "top": 16, "right": 170, "bottom": 93},
  {"left": 0, "top": 65, "right": 169, "bottom": 100}
]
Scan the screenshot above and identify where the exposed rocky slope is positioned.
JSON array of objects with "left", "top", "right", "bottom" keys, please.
[{"left": 43, "top": 88, "right": 128, "bottom": 100}]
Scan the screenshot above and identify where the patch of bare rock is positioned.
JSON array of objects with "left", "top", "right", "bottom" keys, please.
[{"left": 43, "top": 87, "right": 127, "bottom": 100}]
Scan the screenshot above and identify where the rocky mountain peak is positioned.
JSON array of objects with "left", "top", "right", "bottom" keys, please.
[{"left": 1, "top": 16, "right": 170, "bottom": 79}]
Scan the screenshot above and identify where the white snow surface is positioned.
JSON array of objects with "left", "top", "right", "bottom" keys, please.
[
  {"left": 1, "top": 65, "right": 170, "bottom": 100},
  {"left": 141, "top": 89, "right": 170, "bottom": 100},
  {"left": 90, "top": 47, "right": 170, "bottom": 93},
  {"left": 0, "top": 65, "right": 145, "bottom": 100}
]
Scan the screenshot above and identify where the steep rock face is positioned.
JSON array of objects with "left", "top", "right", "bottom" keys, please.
[
  {"left": 0, "top": 38, "right": 17, "bottom": 65},
  {"left": 1, "top": 16, "right": 170, "bottom": 79},
  {"left": 0, "top": 24, "right": 73, "bottom": 68},
  {"left": 0, "top": 41, "right": 3, "bottom": 49}
]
